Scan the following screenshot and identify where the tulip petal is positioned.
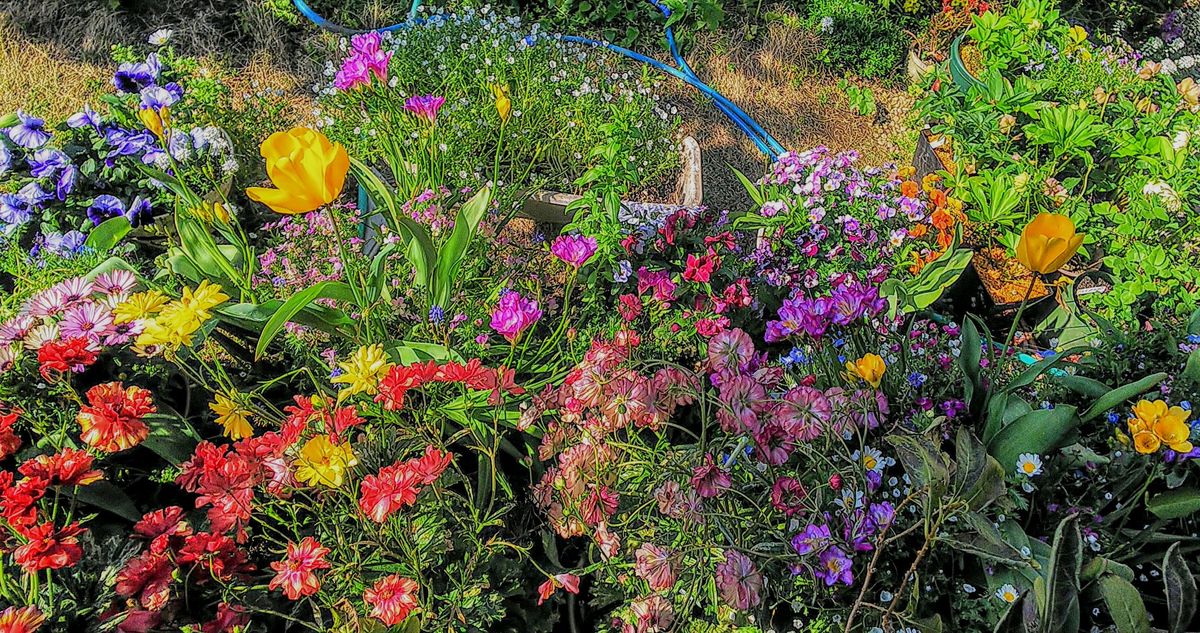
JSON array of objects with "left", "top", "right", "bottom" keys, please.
[{"left": 247, "top": 186, "right": 304, "bottom": 215}]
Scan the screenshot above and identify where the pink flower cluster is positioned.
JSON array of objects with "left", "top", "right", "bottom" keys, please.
[
  {"left": 489, "top": 290, "right": 542, "bottom": 342},
  {"left": 334, "top": 32, "right": 393, "bottom": 91}
]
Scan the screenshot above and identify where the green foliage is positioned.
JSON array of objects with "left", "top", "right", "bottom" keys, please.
[{"left": 804, "top": 0, "right": 919, "bottom": 79}]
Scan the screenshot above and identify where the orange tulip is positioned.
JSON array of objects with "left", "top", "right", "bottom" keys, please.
[
  {"left": 1015, "top": 213, "right": 1084, "bottom": 274},
  {"left": 246, "top": 127, "right": 349, "bottom": 215}
]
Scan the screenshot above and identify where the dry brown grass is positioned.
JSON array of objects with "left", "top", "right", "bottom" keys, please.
[
  {"left": 0, "top": 14, "right": 110, "bottom": 121},
  {"left": 663, "top": 10, "right": 919, "bottom": 209}
]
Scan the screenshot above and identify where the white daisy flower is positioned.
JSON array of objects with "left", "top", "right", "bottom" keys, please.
[
  {"left": 996, "top": 583, "right": 1020, "bottom": 603},
  {"left": 1016, "top": 453, "right": 1043, "bottom": 477}
]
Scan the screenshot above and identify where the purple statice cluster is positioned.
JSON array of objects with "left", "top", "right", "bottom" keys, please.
[
  {"left": 765, "top": 276, "right": 888, "bottom": 342},
  {"left": 334, "top": 32, "right": 393, "bottom": 91},
  {"left": 255, "top": 205, "right": 367, "bottom": 295},
  {"left": 0, "top": 270, "right": 141, "bottom": 375},
  {"left": 746, "top": 148, "right": 919, "bottom": 292}
]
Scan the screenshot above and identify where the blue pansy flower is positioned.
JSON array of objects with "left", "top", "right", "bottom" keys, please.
[
  {"left": 18, "top": 182, "right": 51, "bottom": 207},
  {"left": 27, "top": 148, "right": 69, "bottom": 179},
  {"left": 56, "top": 165, "right": 78, "bottom": 201},
  {"left": 66, "top": 104, "right": 103, "bottom": 132},
  {"left": 0, "top": 144, "right": 11, "bottom": 176},
  {"left": 125, "top": 196, "right": 154, "bottom": 227},
  {"left": 87, "top": 194, "right": 125, "bottom": 226}
]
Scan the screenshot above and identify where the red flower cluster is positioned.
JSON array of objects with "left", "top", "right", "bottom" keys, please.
[
  {"left": 269, "top": 536, "right": 331, "bottom": 600},
  {"left": 0, "top": 405, "right": 22, "bottom": 460},
  {"left": 359, "top": 445, "right": 452, "bottom": 523},
  {"left": 36, "top": 337, "right": 99, "bottom": 381},
  {"left": 375, "top": 359, "right": 524, "bottom": 410},
  {"left": 364, "top": 574, "right": 420, "bottom": 626},
  {"left": 77, "top": 382, "right": 156, "bottom": 453},
  {"left": 177, "top": 433, "right": 291, "bottom": 540},
  {"left": 0, "top": 447, "right": 106, "bottom": 574},
  {"left": 280, "top": 395, "right": 363, "bottom": 445},
  {"left": 111, "top": 506, "right": 253, "bottom": 633}
]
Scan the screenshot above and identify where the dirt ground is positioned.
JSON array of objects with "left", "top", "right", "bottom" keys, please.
[{"left": 662, "top": 19, "right": 918, "bottom": 210}]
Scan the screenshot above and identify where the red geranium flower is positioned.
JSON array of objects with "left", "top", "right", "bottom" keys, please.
[
  {"left": 133, "top": 506, "right": 193, "bottom": 554},
  {"left": 359, "top": 461, "right": 422, "bottom": 523},
  {"left": 408, "top": 445, "right": 452, "bottom": 485},
  {"left": 18, "top": 448, "right": 103, "bottom": 487},
  {"left": 0, "top": 405, "right": 22, "bottom": 460},
  {"left": 269, "top": 537, "right": 332, "bottom": 600},
  {"left": 0, "top": 606, "right": 46, "bottom": 633},
  {"left": 327, "top": 405, "right": 364, "bottom": 443},
  {"left": 115, "top": 550, "right": 175, "bottom": 611},
  {"left": 36, "top": 337, "right": 99, "bottom": 381},
  {"left": 435, "top": 358, "right": 488, "bottom": 384},
  {"left": 364, "top": 575, "right": 419, "bottom": 626},
  {"left": 77, "top": 382, "right": 155, "bottom": 453},
  {"left": 12, "top": 521, "right": 86, "bottom": 572}
]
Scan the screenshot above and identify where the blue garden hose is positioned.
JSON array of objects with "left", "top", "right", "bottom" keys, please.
[{"left": 291, "top": 0, "right": 784, "bottom": 159}]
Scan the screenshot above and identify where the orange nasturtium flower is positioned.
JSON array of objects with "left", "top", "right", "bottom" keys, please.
[
  {"left": 1015, "top": 213, "right": 1084, "bottom": 275},
  {"left": 1127, "top": 400, "right": 1194, "bottom": 455},
  {"left": 844, "top": 354, "right": 887, "bottom": 388},
  {"left": 900, "top": 180, "right": 920, "bottom": 198},
  {"left": 246, "top": 127, "right": 349, "bottom": 215}
]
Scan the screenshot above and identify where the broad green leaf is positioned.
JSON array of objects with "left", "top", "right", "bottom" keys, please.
[
  {"left": 85, "top": 216, "right": 132, "bottom": 252},
  {"left": 731, "top": 165, "right": 765, "bottom": 207},
  {"left": 886, "top": 434, "right": 950, "bottom": 489},
  {"left": 1080, "top": 373, "right": 1167, "bottom": 422},
  {"left": 142, "top": 412, "right": 201, "bottom": 465},
  {"left": 1097, "top": 575, "right": 1149, "bottom": 633},
  {"left": 1164, "top": 542, "right": 1198, "bottom": 633},
  {"left": 987, "top": 405, "right": 1079, "bottom": 472},
  {"left": 1051, "top": 375, "right": 1111, "bottom": 399},
  {"left": 1042, "top": 515, "right": 1082, "bottom": 633},
  {"left": 254, "top": 281, "right": 358, "bottom": 359},
  {"left": 1147, "top": 488, "right": 1200, "bottom": 520},
  {"left": 433, "top": 186, "right": 492, "bottom": 309},
  {"left": 67, "top": 481, "right": 140, "bottom": 522}
]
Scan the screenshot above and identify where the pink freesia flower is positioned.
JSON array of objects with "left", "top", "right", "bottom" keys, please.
[
  {"left": 715, "top": 549, "right": 763, "bottom": 610},
  {"left": 403, "top": 95, "right": 446, "bottom": 125},
  {"left": 550, "top": 234, "right": 598, "bottom": 268},
  {"left": 634, "top": 543, "right": 679, "bottom": 590},
  {"left": 689, "top": 453, "right": 730, "bottom": 498},
  {"left": 536, "top": 573, "right": 580, "bottom": 605},
  {"left": 489, "top": 290, "right": 541, "bottom": 342}
]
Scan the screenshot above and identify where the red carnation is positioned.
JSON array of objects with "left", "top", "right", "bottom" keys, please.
[
  {"left": 269, "top": 537, "right": 332, "bottom": 600},
  {"left": 115, "top": 550, "right": 175, "bottom": 611},
  {"left": 12, "top": 521, "right": 86, "bottom": 572},
  {"left": 77, "top": 382, "right": 155, "bottom": 453},
  {"left": 359, "top": 461, "right": 422, "bottom": 523},
  {"left": 18, "top": 448, "right": 104, "bottom": 487},
  {"left": 0, "top": 405, "right": 22, "bottom": 460},
  {"left": 364, "top": 575, "right": 419, "bottom": 626},
  {"left": 37, "top": 337, "right": 99, "bottom": 381}
]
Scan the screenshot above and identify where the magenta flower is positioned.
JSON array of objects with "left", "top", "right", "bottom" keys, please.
[
  {"left": 334, "top": 32, "right": 392, "bottom": 90},
  {"left": 714, "top": 549, "right": 763, "bottom": 610},
  {"left": 771, "top": 476, "right": 808, "bottom": 516},
  {"left": 549, "top": 234, "right": 598, "bottom": 269},
  {"left": 490, "top": 290, "right": 541, "bottom": 342},
  {"left": 689, "top": 453, "right": 730, "bottom": 498},
  {"left": 404, "top": 95, "right": 446, "bottom": 125}
]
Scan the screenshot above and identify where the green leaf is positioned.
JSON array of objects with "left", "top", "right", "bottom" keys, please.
[
  {"left": 1042, "top": 515, "right": 1082, "bottom": 633},
  {"left": 731, "top": 166, "right": 765, "bottom": 207},
  {"left": 84, "top": 216, "right": 132, "bottom": 252},
  {"left": 987, "top": 405, "right": 1080, "bottom": 471},
  {"left": 1051, "top": 375, "right": 1111, "bottom": 399},
  {"left": 433, "top": 186, "right": 492, "bottom": 310},
  {"left": 141, "top": 412, "right": 201, "bottom": 465},
  {"left": 254, "top": 281, "right": 358, "bottom": 359},
  {"left": 176, "top": 212, "right": 240, "bottom": 285},
  {"left": 1147, "top": 488, "right": 1200, "bottom": 520},
  {"left": 886, "top": 434, "right": 950, "bottom": 489},
  {"left": 1080, "top": 373, "right": 1167, "bottom": 422},
  {"left": 1097, "top": 574, "right": 1149, "bottom": 633},
  {"left": 1164, "top": 542, "right": 1197, "bottom": 633},
  {"left": 896, "top": 248, "right": 973, "bottom": 312},
  {"left": 67, "top": 481, "right": 140, "bottom": 522},
  {"left": 960, "top": 316, "right": 983, "bottom": 410}
]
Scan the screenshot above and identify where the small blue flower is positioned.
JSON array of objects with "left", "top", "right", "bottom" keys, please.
[
  {"left": 1182, "top": 401, "right": 1192, "bottom": 411},
  {"left": 428, "top": 305, "right": 445, "bottom": 324},
  {"left": 837, "top": 354, "right": 846, "bottom": 363},
  {"left": 613, "top": 259, "right": 632, "bottom": 283},
  {"left": 906, "top": 372, "right": 927, "bottom": 388},
  {"left": 1106, "top": 411, "right": 1121, "bottom": 425}
]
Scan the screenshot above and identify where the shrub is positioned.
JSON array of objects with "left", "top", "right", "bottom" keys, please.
[{"left": 803, "top": 0, "right": 920, "bottom": 79}]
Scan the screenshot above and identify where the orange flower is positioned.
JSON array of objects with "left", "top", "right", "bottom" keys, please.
[
  {"left": 908, "top": 251, "right": 926, "bottom": 275},
  {"left": 77, "top": 382, "right": 156, "bottom": 453},
  {"left": 937, "top": 229, "right": 954, "bottom": 250},
  {"left": 908, "top": 224, "right": 929, "bottom": 238},
  {"left": 929, "top": 188, "right": 948, "bottom": 208},
  {"left": 900, "top": 180, "right": 919, "bottom": 198},
  {"left": 1015, "top": 213, "right": 1085, "bottom": 275},
  {"left": 931, "top": 208, "right": 955, "bottom": 231},
  {"left": 0, "top": 606, "right": 45, "bottom": 633}
]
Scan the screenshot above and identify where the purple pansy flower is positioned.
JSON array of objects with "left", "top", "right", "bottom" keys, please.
[
  {"left": 87, "top": 194, "right": 125, "bottom": 225},
  {"left": 125, "top": 196, "right": 154, "bottom": 227},
  {"left": 7, "top": 111, "right": 51, "bottom": 148},
  {"left": 67, "top": 104, "right": 103, "bottom": 132},
  {"left": 27, "top": 149, "right": 69, "bottom": 179},
  {"left": 56, "top": 165, "right": 78, "bottom": 200}
]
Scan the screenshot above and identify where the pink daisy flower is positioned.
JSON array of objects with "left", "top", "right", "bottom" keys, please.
[
  {"left": 23, "top": 323, "right": 59, "bottom": 350},
  {"left": 0, "top": 316, "right": 35, "bottom": 345},
  {"left": 95, "top": 270, "right": 138, "bottom": 296},
  {"left": 60, "top": 302, "right": 113, "bottom": 342},
  {"left": 53, "top": 278, "right": 95, "bottom": 308},
  {"left": 25, "top": 287, "right": 65, "bottom": 318}
]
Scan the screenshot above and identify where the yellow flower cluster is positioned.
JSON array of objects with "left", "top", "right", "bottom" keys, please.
[
  {"left": 1127, "top": 400, "right": 1194, "bottom": 455},
  {"left": 294, "top": 434, "right": 358, "bottom": 488},
  {"left": 123, "top": 281, "right": 229, "bottom": 354},
  {"left": 333, "top": 344, "right": 394, "bottom": 400}
]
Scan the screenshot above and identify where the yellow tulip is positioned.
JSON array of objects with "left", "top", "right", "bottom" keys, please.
[
  {"left": 246, "top": 127, "right": 349, "bottom": 215},
  {"left": 845, "top": 353, "right": 886, "bottom": 388},
  {"left": 138, "top": 106, "right": 169, "bottom": 140},
  {"left": 1015, "top": 213, "right": 1084, "bottom": 275},
  {"left": 491, "top": 84, "right": 512, "bottom": 124}
]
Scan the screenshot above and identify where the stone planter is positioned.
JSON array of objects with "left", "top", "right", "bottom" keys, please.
[{"left": 519, "top": 136, "right": 703, "bottom": 225}]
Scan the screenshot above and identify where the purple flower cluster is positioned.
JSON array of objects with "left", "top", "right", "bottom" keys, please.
[
  {"left": 334, "top": 32, "right": 393, "bottom": 91},
  {"left": 765, "top": 278, "right": 886, "bottom": 342},
  {"left": 791, "top": 500, "right": 895, "bottom": 587}
]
